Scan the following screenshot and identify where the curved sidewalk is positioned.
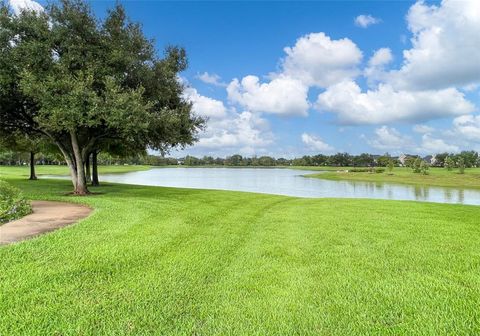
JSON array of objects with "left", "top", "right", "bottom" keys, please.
[{"left": 0, "top": 201, "right": 92, "bottom": 245}]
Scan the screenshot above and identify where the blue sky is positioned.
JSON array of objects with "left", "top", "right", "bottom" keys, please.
[{"left": 11, "top": 0, "right": 480, "bottom": 157}]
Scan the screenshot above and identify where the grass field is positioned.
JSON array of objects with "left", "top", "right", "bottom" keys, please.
[
  {"left": 0, "top": 164, "right": 151, "bottom": 179},
  {"left": 305, "top": 167, "right": 480, "bottom": 189},
  {"left": 1, "top": 166, "right": 480, "bottom": 335}
]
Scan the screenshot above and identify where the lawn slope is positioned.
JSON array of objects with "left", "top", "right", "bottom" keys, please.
[
  {"left": 0, "top": 164, "right": 151, "bottom": 179},
  {"left": 0, "top": 174, "right": 479, "bottom": 335},
  {"left": 305, "top": 167, "right": 480, "bottom": 189}
]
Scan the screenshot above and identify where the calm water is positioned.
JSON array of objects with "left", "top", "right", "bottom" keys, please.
[{"left": 88, "top": 168, "right": 480, "bottom": 206}]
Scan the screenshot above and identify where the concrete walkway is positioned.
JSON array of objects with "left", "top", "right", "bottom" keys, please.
[{"left": 0, "top": 201, "right": 92, "bottom": 245}]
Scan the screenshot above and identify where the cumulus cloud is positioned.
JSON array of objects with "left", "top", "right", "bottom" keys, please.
[
  {"left": 315, "top": 81, "right": 475, "bottom": 125},
  {"left": 281, "top": 32, "right": 362, "bottom": 88},
  {"left": 196, "top": 111, "right": 274, "bottom": 153},
  {"left": 413, "top": 124, "right": 434, "bottom": 134},
  {"left": 196, "top": 72, "right": 226, "bottom": 87},
  {"left": 390, "top": 0, "right": 480, "bottom": 90},
  {"left": 452, "top": 114, "right": 480, "bottom": 142},
  {"left": 183, "top": 87, "right": 226, "bottom": 119},
  {"left": 8, "top": 0, "right": 43, "bottom": 14},
  {"left": 301, "top": 133, "right": 334, "bottom": 152},
  {"left": 227, "top": 75, "right": 309, "bottom": 116},
  {"left": 369, "top": 48, "right": 393, "bottom": 67},
  {"left": 368, "top": 126, "right": 414, "bottom": 150},
  {"left": 420, "top": 134, "right": 459, "bottom": 153},
  {"left": 367, "top": 125, "right": 460, "bottom": 154},
  {"left": 364, "top": 48, "right": 393, "bottom": 86},
  {"left": 316, "top": 1, "right": 479, "bottom": 126},
  {"left": 226, "top": 32, "right": 362, "bottom": 117},
  {"left": 354, "top": 14, "right": 381, "bottom": 28}
]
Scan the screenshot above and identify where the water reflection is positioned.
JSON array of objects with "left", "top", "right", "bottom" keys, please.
[
  {"left": 414, "top": 186, "right": 429, "bottom": 200},
  {"left": 45, "top": 168, "right": 480, "bottom": 206},
  {"left": 444, "top": 188, "right": 453, "bottom": 202}
]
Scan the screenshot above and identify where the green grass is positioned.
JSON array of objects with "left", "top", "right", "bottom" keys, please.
[
  {"left": 0, "top": 167, "right": 479, "bottom": 335},
  {"left": 305, "top": 167, "right": 480, "bottom": 189},
  {"left": 290, "top": 165, "right": 354, "bottom": 171},
  {"left": 0, "top": 164, "right": 151, "bottom": 179}
]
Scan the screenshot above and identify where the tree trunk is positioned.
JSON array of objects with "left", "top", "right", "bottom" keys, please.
[
  {"left": 70, "top": 131, "right": 89, "bottom": 195},
  {"left": 92, "top": 150, "right": 99, "bottom": 186},
  {"left": 56, "top": 142, "right": 77, "bottom": 189},
  {"left": 85, "top": 153, "right": 92, "bottom": 184},
  {"left": 29, "top": 151, "right": 37, "bottom": 180},
  {"left": 67, "top": 161, "right": 78, "bottom": 189}
]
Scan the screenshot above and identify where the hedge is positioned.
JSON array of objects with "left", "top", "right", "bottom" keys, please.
[{"left": 0, "top": 180, "right": 32, "bottom": 224}]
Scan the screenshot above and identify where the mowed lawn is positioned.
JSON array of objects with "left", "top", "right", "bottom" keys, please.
[
  {"left": 0, "top": 164, "right": 152, "bottom": 178},
  {"left": 1, "top": 169, "right": 479, "bottom": 335},
  {"left": 305, "top": 167, "right": 480, "bottom": 189}
]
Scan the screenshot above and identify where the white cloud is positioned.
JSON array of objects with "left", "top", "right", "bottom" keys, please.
[
  {"left": 368, "top": 126, "right": 460, "bottom": 154},
  {"left": 390, "top": 0, "right": 480, "bottom": 90},
  {"left": 183, "top": 87, "right": 226, "bottom": 119},
  {"left": 227, "top": 75, "right": 309, "bottom": 116},
  {"left": 316, "top": 81, "right": 475, "bottom": 125},
  {"left": 9, "top": 0, "right": 43, "bottom": 14},
  {"left": 420, "top": 134, "right": 459, "bottom": 153},
  {"left": 452, "top": 114, "right": 480, "bottom": 142},
  {"left": 316, "top": 1, "right": 479, "bottom": 126},
  {"left": 413, "top": 124, "right": 434, "bottom": 134},
  {"left": 301, "top": 133, "right": 334, "bottom": 152},
  {"left": 196, "top": 111, "right": 274, "bottom": 153},
  {"left": 226, "top": 32, "right": 361, "bottom": 117},
  {"left": 281, "top": 32, "right": 362, "bottom": 87},
  {"left": 368, "top": 48, "right": 393, "bottom": 67},
  {"left": 354, "top": 14, "right": 381, "bottom": 28},
  {"left": 196, "top": 72, "right": 226, "bottom": 87},
  {"left": 368, "top": 126, "right": 414, "bottom": 150},
  {"left": 364, "top": 48, "right": 393, "bottom": 86}
]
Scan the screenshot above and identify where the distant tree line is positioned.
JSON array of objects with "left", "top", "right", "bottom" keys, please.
[
  {"left": 178, "top": 152, "right": 480, "bottom": 168},
  {"left": 5, "top": 150, "right": 478, "bottom": 169}
]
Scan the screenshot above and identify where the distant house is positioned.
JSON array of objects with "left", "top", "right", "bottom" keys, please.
[
  {"left": 398, "top": 154, "right": 408, "bottom": 166},
  {"left": 372, "top": 155, "right": 381, "bottom": 164},
  {"left": 399, "top": 153, "right": 422, "bottom": 166},
  {"left": 423, "top": 155, "right": 437, "bottom": 165},
  {"left": 423, "top": 155, "right": 437, "bottom": 166}
]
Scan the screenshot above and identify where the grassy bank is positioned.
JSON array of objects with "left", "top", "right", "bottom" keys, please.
[
  {"left": 305, "top": 167, "right": 480, "bottom": 189},
  {"left": 0, "top": 167, "right": 479, "bottom": 334},
  {"left": 0, "top": 164, "right": 151, "bottom": 179}
]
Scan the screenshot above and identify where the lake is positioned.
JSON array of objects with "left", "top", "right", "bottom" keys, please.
[{"left": 92, "top": 167, "right": 480, "bottom": 206}]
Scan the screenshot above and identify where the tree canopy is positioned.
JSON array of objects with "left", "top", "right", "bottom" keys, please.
[{"left": 0, "top": 0, "right": 204, "bottom": 194}]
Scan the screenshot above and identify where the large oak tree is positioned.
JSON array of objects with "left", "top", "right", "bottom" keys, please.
[{"left": 0, "top": 0, "right": 204, "bottom": 194}]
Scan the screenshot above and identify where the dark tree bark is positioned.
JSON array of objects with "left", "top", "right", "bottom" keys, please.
[
  {"left": 85, "top": 153, "right": 92, "bottom": 184},
  {"left": 29, "top": 151, "right": 37, "bottom": 180},
  {"left": 70, "top": 132, "right": 89, "bottom": 195},
  {"left": 92, "top": 150, "right": 99, "bottom": 186}
]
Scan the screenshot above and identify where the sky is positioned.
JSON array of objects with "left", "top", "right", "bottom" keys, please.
[{"left": 9, "top": 0, "right": 480, "bottom": 158}]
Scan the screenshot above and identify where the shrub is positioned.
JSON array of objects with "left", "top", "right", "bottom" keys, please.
[
  {"left": 420, "top": 161, "right": 430, "bottom": 175},
  {"left": 388, "top": 160, "right": 394, "bottom": 173},
  {"left": 444, "top": 156, "right": 455, "bottom": 171},
  {"left": 0, "top": 180, "right": 32, "bottom": 224},
  {"left": 349, "top": 168, "right": 385, "bottom": 173},
  {"left": 412, "top": 158, "right": 423, "bottom": 173},
  {"left": 457, "top": 157, "right": 465, "bottom": 174},
  {"left": 349, "top": 168, "right": 370, "bottom": 172}
]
